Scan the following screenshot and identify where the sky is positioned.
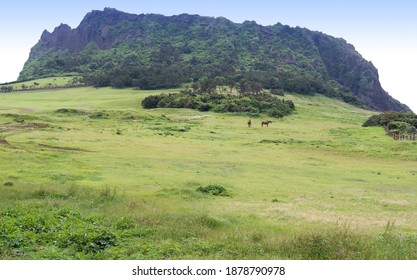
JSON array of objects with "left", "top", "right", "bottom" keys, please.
[{"left": 1, "top": 0, "right": 416, "bottom": 112}]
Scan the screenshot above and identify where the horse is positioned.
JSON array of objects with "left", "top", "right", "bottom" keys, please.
[
  {"left": 247, "top": 118, "right": 252, "bottom": 127},
  {"left": 261, "top": 120, "right": 272, "bottom": 127}
]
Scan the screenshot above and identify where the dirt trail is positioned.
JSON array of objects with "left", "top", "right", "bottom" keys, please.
[
  {"left": 39, "top": 143, "right": 93, "bottom": 152},
  {"left": 0, "top": 138, "right": 16, "bottom": 149}
]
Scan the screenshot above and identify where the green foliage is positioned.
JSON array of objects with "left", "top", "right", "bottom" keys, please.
[
  {"left": 196, "top": 185, "right": 230, "bottom": 196},
  {"left": 1, "top": 86, "right": 14, "bottom": 92},
  {"left": 0, "top": 206, "right": 117, "bottom": 257},
  {"left": 1, "top": 76, "right": 82, "bottom": 92},
  {"left": 363, "top": 112, "right": 417, "bottom": 139},
  {"left": 16, "top": 11, "right": 400, "bottom": 110},
  {"left": 363, "top": 115, "right": 382, "bottom": 127},
  {"left": 283, "top": 224, "right": 417, "bottom": 260},
  {"left": 142, "top": 86, "right": 295, "bottom": 118},
  {"left": 141, "top": 94, "right": 165, "bottom": 109},
  {"left": 55, "top": 108, "right": 88, "bottom": 115}
]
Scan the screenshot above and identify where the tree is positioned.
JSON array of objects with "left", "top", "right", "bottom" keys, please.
[
  {"left": 214, "top": 76, "right": 226, "bottom": 94},
  {"left": 198, "top": 76, "right": 216, "bottom": 94},
  {"left": 226, "top": 78, "right": 236, "bottom": 95},
  {"left": 249, "top": 81, "right": 263, "bottom": 95},
  {"left": 237, "top": 79, "right": 249, "bottom": 96},
  {"left": 1, "top": 86, "right": 13, "bottom": 92}
]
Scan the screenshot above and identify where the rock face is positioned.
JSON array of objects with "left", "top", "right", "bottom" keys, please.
[
  {"left": 30, "top": 8, "right": 138, "bottom": 57},
  {"left": 21, "top": 8, "right": 411, "bottom": 112},
  {"left": 311, "top": 32, "right": 409, "bottom": 112}
]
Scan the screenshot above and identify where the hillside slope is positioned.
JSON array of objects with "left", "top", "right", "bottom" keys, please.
[
  {"left": 19, "top": 8, "right": 411, "bottom": 112},
  {"left": 1, "top": 86, "right": 416, "bottom": 259}
]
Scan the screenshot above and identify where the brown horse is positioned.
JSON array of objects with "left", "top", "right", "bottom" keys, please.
[
  {"left": 261, "top": 120, "right": 272, "bottom": 127},
  {"left": 247, "top": 118, "right": 252, "bottom": 127}
]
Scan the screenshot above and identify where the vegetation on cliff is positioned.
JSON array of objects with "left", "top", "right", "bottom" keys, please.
[{"left": 18, "top": 8, "right": 410, "bottom": 112}]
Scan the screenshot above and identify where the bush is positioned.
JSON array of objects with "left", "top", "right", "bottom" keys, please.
[
  {"left": 270, "top": 88, "right": 284, "bottom": 96},
  {"left": 142, "top": 92, "right": 295, "bottom": 118},
  {"left": 363, "top": 112, "right": 417, "bottom": 139},
  {"left": 141, "top": 94, "right": 165, "bottom": 109},
  {"left": 362, "top": 114, "right": 381, "bottom": 127},
  {"left": 197, "top": 103, "right": 212, "bottom": 111},
  {"left": 196, "top": 185, "right": 230, "bottom": 196},
  {"left": 268, "top": 108, "right": 284, "bottom": 118}
]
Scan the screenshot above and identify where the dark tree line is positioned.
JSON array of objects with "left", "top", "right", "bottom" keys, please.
[{"left": 142, "top": 76, "right": 295, "bottom": 118}]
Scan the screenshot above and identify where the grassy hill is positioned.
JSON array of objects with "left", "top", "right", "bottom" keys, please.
[
  {"left": 0, "top": 86, "right": 416, "bottom": 259},
  {"left": 1, "top": 76, "right": 81, "bottom": 91}
]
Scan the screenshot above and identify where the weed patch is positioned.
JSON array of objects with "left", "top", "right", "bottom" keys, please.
[
  {"left": 196, "top": 185, "right": 230, "bottom": 196},
  {"left": 157, "top": 188, "right": 201, "bottom": 199},
  {"left": 149, "top": 124, "right": 192, "bottom": 133},
  {"left": 31, "top": 187, "right": 67, "bottom": 199},
  {"left": 89, "top": 111, "right": 110, "bottom": 119},
  {"left": 100, "top": 186, "right": 119, "bottom": 201},
  {"left": 41, "top": 172, "right": 84, "bottom": 183},
  {"left": 1, "top": 113, "right": 37, "bottom": 121},
  {"left": 198, "top": 215, "right": 225, "bottom": 229},
  {"left": 0, "top": 206, "right": 118, "bottom": 258},
  {"left": 55, "top": 108, "right": 88, "bottom": 115},
  {"left": 282, "top": 224, "right": 417, "bottom": 259}
]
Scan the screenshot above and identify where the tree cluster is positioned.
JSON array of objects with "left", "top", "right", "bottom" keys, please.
[
  {"left": 0, "top": 86, "right": 14, "bottom": 92},
  {"left": 142, "top": 77, "right": 295, "bottom": 118},
  {"left": 363, "top": 112, "right": 417, "bottom": 140}
]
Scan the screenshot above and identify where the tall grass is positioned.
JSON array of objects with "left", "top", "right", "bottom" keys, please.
[{"left": 1, "top": 182, "right": 415, "bottom": 259}]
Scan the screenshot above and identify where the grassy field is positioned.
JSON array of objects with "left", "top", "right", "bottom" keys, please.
[
  {"left": 0, "top": 87, "right": 416, "bottom": 259},
  {"left": 1, "top": 76, "right": 79, "bottom": 90}
]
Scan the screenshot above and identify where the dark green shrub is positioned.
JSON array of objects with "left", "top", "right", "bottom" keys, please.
[
  {"left": 362, "top": 114, "right": 381, "bottom": 127},
  {"left": 142, "top": 91, "right": 295, "bottom": 118},
  {"left": 270, "top": 88, "right": 284, "bottom": 96},
  {"left": 268, "top": 108, "right": 284, "bottom": 118},
  {"left": 141, "top": 94, "right": 165, "bottom": 109},
  {"left": 197, "top": 103, "right": 212, "bottom": 111},
  {"left": 196, "top": 185, "right": 229, "bottom": 196}
]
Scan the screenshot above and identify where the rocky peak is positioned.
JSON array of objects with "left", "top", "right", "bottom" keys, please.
[
  {"left": 29, "top": 8, "right": 139, "bottom": 57},
  {"left": 21, "top": 8, "right": 412, "bottom": 112}
]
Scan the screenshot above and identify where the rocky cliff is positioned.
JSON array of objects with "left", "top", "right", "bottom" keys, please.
[{"left": 20, "top": 8, "right": 411, "bottom": 112}]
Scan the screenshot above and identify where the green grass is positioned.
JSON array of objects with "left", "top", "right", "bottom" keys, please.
[
  {"left": 1, "top": 76, "right": 79, "bottom": 90},
  {"left": 0, "top": 86, "right": 416, "bottom": 259}
]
